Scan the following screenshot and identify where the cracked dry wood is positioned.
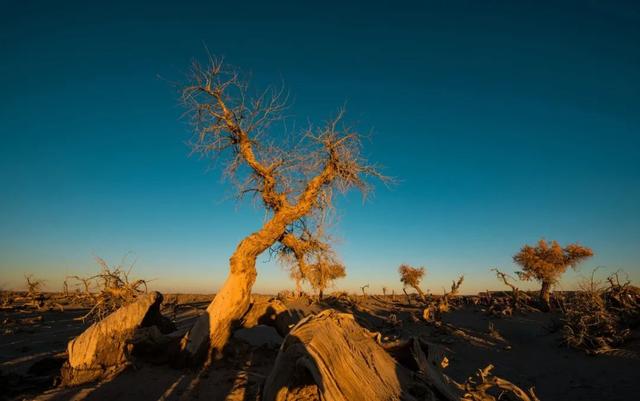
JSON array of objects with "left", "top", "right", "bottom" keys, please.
[{"left": 263, "top": 309, "right": 417, "bottom": 401}]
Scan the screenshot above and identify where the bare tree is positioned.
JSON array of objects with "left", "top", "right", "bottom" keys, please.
[
  {"left": 360, "top": 283, "right": 370, "bottom": 297},
  {"left": 398, "top": 264, "right": 427, "bottom": 301},
  {"left": 513, "top": 239, "right": 593, "bottom": 310},
  {"left": 180, "top": 57, "right": 386, "bottom": 361},
  {"left": 24, "top": 274, "right": 44, "bottom": 297},
  {"left": 438, "top": 275, "right": 464, "bottom": 312}
]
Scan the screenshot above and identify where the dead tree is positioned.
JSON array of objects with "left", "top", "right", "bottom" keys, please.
[
  {"left": 398, "top": 264, "right": 427, "bottom": 301},
  {"left": 65, "top": 256, "right": 148, "bottom": 322},
  {"left": 514, "top": 239, "right": 593, "bottom": 310},
  {"left": 438, "top": 276, "right": 464, "bottom": 313},
  {"left": 24, "top": 274, "right": 44, "bottom": 297},
  {"left": 490, "top": 268, "right": 537, "bottom": 314},
  {"left": 361, "top": 284, "right": 370, "bottom": 297},
  {"left": 179, "top": 57, "right": 386, "bottom": 361},
  {"left": 382, "top": 286, "right": 387, "bottom": 297}
]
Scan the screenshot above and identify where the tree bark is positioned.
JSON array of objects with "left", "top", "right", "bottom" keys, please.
[
  {"left": 181, "top": 215, "right": 292, "bottom": 362},
  {"left": 263, "top": 309, "right": 417, "bottom": 401}
]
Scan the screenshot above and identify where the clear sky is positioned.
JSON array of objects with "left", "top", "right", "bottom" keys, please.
[{"left": 1, "top": 1, "right": 639, "bottom": 295}]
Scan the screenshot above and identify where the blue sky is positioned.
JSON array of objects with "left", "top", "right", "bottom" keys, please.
[{"left": 1, "top": 1, "right": 639, "bottom": 294}]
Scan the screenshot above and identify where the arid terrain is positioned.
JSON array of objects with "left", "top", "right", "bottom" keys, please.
[{"left": 2, "top": 289, "right": 639, "bottom": 401}]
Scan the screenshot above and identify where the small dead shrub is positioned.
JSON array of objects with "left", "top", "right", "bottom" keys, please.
[
  {"left": 65, "top": 256, "right": 148, "bottom": 322},
  {"left": 561, "top": 269, "right": 640, "bottom": 354}
]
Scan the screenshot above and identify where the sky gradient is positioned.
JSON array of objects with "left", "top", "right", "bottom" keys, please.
[{"left": 1, "top": 0, "right": 639, "bottom": 295}]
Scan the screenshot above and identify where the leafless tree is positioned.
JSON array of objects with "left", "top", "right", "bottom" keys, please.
[
  {"left": 179, "top": 56, "right": 387, "bottom": 360},
  {"left": 360, "top": 283, "right": 370, "bottom": 297}
]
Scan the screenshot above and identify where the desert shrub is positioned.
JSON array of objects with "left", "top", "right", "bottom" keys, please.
[
  {"left": 65, "top": 256, "right": 148, "bottom": 322},
  {"left": 562, "top": 270, "right": 640, "bottom": 354}
]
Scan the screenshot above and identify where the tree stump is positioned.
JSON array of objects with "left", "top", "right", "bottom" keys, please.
[
  {"left": 61, "top": 291, "right": 172, "bottom": 386},
  {"left": 263, "top": 309, "right": 417, "bottom": 401}
]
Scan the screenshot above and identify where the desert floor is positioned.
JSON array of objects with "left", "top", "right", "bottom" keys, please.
[{"left": 2, "top": 293, "right": 639, "bottom": 401}]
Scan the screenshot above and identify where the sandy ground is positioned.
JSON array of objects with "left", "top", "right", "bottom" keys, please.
[{"left": 1, "top": 293, "right": 638, "bottom": 401}]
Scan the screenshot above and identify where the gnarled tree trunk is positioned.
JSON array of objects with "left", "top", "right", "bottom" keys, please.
[
  {"left": 181, "top": 216, "right": 291, "bottom": 362},
  {"left": 182, "top": 198, "right": 331, "bottom": 362}
]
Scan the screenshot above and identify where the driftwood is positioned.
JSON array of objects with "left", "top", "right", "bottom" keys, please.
[
  {"left": 61, "top": 291, "right": 174, "bottom": 386},
  {"left": 405, "top": 338, "right": 540, "bottom": 401},
  {"left": 263, "top": 309, "right": 418, "bottom": 401}
]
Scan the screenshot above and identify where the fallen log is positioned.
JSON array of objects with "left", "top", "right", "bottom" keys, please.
[{"left": 60, "top": 291, "right": 175, "bottom": 386}]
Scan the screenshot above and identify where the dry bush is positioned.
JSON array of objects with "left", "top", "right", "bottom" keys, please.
[
  {"left": 561, "top": 269, "right": 640, "bottom": 354},
  {"left": 437, "top": 275, "right": 464, "bottom": 313},
  {"left": 25, "top": 274, "right": 44, "bottom": 297},
  {"left": 65, "top": 256, "right": 148, "bottom": 322},
  {"left": 488, "top": 269, "right": 539, "bottom": 316},
  {"left": 513, "top": 239, "right": 593, "bottom": 309},
  {"left": 421, "top": 275, "right": 464, "bottom": 322},
  {"left": 398, "top": 264, "right": 427, "bottom": 301},
  {"left": 23, "top": 274, "right": 47, "bottom": 308}
]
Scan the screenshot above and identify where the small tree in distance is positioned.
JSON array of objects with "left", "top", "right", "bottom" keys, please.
[
  {"left": 307, "top": 257, "right": 346, "bottom": 300},
  {"left": 513, "top": 239, "right": 594, "bottom": 310},
  {"left": 398, "top": 264, "right": 427, "bottom": 301},
  {"left": 278, "top": 221, "right": 345, "bottom": 299}
]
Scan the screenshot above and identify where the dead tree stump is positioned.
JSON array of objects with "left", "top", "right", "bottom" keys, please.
[{"left": 263, "top": 309, "right": 417, "bottom": 401}]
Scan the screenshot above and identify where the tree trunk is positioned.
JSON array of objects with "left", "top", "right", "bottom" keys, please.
[
  {"left": 318, "top": 289, "right": 323, "bottom": 300},
  {"left": 413, "top": 285, "right": 426, "bottom": 302},
  {"left": 539, "top": 280, "right": 552, "bottom": 311},
  {"left": 181, "top": 214, "right": 294, "bottom": 363}
]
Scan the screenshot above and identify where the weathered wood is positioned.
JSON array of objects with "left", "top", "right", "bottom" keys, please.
[
  {"left": 263, "top": 309, "right": 417, "bottom": 401},
  {"left": 61, "top": 291, "right": 166, "bottom": 386}
]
